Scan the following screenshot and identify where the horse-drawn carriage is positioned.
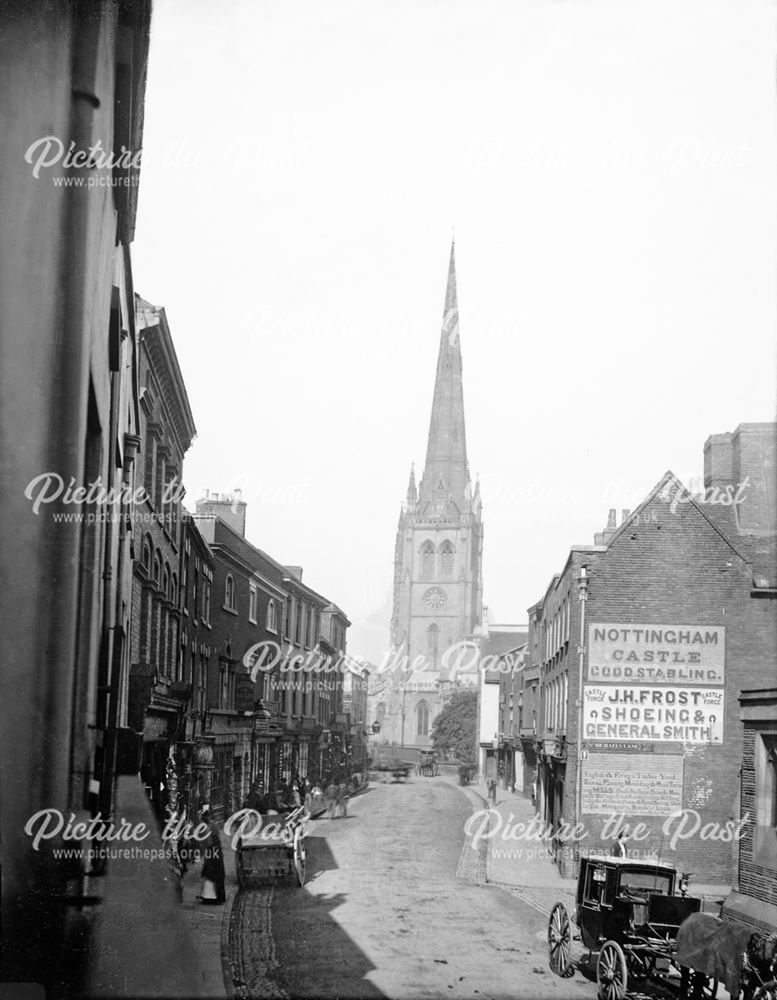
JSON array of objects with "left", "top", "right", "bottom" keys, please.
[
  {"left": 372, "top": 755, "right": 414, "bottom": 781},
  {"left": 235, "top": 804, "right": 307, "bottom": 889},
  {"left": 417, "top": 750, "right": 439, "bottom": 777},
  {"left": 547, "top": 855, "right": 777, "bottom": 1000}
]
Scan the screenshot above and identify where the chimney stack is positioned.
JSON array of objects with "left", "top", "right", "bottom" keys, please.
[
  {"left": 704, "top": 432, "right": 734, "bottom": 491},
  {"left": 704, "top": 423, "right": 776, "bottom": 535},
  {"left": 601, "top": 508, "right": 619, "bottom": 544},
  {"left": 195, "top": 490, "right": 247, "bottom": 537}
]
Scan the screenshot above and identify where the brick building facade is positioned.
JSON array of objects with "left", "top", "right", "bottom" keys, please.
[
  {"left": 129, "top": 299, "right": 197, "bottom": 825},
  {"left": 723, "top": 688, "right": 777, "bottom": 931},
  {"left": 194, "top": 497, "right": 355, "bottom": 811},
  {"left": 528, "top": 422, "right": 776, "bottom": 881},
  {"left": 176, "top": 511, "right": 215, "bottom": 820},
  {"left": 0, "top": 6, "right": 210, "bottom": 993},
  {"left": 192, "top": 504, "right": 287, "bottom": 820},
  {"left": 343, "top": 658, "right": 371, "bottom": 775}
]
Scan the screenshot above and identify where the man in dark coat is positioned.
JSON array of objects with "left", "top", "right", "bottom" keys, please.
[{"left": 199, "top": 806, "right": 226, "bottom": 904}]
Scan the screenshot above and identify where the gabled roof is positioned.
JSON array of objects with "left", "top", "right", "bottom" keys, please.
[
  {"left": 606, "top": 470, "right": 750, "bottom": 564},
  {"left": 483, "top": 628, "right": 528, "bottom": 659}
]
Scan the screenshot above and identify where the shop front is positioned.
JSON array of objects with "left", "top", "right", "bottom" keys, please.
[{"left": 538, "top": 736, "right": 571, "bottom": 873}]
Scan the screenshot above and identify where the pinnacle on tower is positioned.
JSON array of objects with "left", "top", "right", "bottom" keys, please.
[
  {"left": 417, "top": 242, "right": 469, "bottom": 512},
  {"left": 406, "top": 463, "right": 417, "bottom": 506}
]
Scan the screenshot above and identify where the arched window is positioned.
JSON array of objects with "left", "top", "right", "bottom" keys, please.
[
  {"left": 142, "top": 536, "right": 152, "bottom": 572},
  {"left": 162, "top": 563, "right": 170, "bottom": 600},
  {"left": 439, "top": 540, "right": 454, "bottom": 578},
  {"left": 266, "top": 599, "right": 278, "bottom": 631},
  {"left": 225, "top": 573, "right": 236, "bottom": 611},
  {"left": 171, "top": 573, "right": 178, "bottom": 607},
  {"left": 421, "top": 541, "right": 435, "bottom": 580},
  {"left": 416, "top": 700, "right": 430, "bottom": 737},
  {"left": 427, "top": 623, "right": 439, "bottom": 667},
  {"left": 153, "top": 552, "right": 161, "bottom": 586}
]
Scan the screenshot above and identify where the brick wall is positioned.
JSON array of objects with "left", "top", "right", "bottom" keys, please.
[
  {"left": 738, "top": 723, "right": 777, "bottom": 907},
  {"left": 533, "top": 479, "right": 773, "bottom": 883}
]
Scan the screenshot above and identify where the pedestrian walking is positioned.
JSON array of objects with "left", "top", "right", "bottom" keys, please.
[
  {"left": 198, "top": 806, "right": 226, "bottom": 904},
  {"left": 325, "top": 781, "right": 338, "bottom": 819},
  {"left": 336, "top": 781, "right": 348, "bottom": 819},
  {"left": 243, "top": 779, "right": 268, "bottom": 814},
  {"left": 487, "top": 776, "right": 497, "bottom": 806}
]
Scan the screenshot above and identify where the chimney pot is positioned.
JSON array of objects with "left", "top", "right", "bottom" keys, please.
[
  {"left": 607, "top": 509, "right": 617, "bottom": 529},
  {"left": 621, "top": 509, "right": 630, "bottom": 524}
]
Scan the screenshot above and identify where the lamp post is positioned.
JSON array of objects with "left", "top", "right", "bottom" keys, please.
[{"left": 574, "top": 565, "right": 589, "bottom": 873}]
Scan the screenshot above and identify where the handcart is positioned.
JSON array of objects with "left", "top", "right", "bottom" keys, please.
[{"left": 235, "top": 805, "right": 307, "bottom": 889}]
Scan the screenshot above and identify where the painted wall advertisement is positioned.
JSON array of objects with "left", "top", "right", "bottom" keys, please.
[
  {"left": 588, "top": 623, "right": 725, "bottom": 685},
  {"left": 581, "top": 753, "right": 684, "bottom": 816},
  {"left": 583, "top": 685, "right": 724, "bottom": 743}
]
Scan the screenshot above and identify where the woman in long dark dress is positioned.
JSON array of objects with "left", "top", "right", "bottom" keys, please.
[{"left": 199, "top": 807, "right": 226, "bottom": 904}]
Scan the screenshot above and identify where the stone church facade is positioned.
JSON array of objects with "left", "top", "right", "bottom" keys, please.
[{"left": 382, "top": 244, "right": 484, "bottom": 750}]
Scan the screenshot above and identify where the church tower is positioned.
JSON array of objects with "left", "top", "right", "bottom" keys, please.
[{"left": 385, "top": 243, "right": 483, "bottom": 749}]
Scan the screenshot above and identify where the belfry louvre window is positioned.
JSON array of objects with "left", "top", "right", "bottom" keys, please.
[
  {"left": 421, "top": 541, "right": 435, "bottom": 580},
  {"left": 440, "top": 540, "right": 454, "bottom": 577}
]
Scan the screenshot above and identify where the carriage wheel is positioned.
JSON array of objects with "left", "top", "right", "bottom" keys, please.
[
  {"left": 548, "top": 902, "right": 573, "bottom": 977},
  {"left": 597, "top": 941, "right": 628, "bottom": 1000},
  {"left": 292, "top": 828, "right": 306, "bottom": 887}
]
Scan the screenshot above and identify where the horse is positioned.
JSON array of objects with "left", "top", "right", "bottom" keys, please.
[{"left": 676, "top": 911, "right": 777, "bottom": 999}]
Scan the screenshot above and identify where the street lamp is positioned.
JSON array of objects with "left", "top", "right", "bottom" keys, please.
[{"left": 574, "top": 565, "right": 589, "bottom": 872}]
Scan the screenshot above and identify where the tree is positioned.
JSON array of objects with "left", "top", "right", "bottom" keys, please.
[{"left": 431, "top": 688, "right": 477, "bottom": 762}]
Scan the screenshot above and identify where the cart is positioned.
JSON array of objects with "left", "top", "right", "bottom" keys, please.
[
  {"left": 547, "top": 855, "right": 704, "bottom": 1000},
  {"left": 417, "top": 750, "right": 439, "bottom": 777},
  {"left": 373, "top": 756, "right": 413, "bottom": 781},
  {"left": 235, "top": 805, "right": 307, "bottom": 889}
]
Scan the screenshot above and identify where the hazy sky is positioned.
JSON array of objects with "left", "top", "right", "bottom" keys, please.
[{"left": 133, "top": 0, "right": 777, "bottom": 663}]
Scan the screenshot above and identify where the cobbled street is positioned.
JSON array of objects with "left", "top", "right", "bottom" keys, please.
[{"left": 227, "top": 779, "right": 601, "bottom": 1000}]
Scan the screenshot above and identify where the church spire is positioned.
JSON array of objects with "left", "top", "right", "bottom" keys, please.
[{"left": 418, "top": 242, "right": 469, "bottom": 512}]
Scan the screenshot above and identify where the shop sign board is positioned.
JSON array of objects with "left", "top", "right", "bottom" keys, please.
[
  {"left": 583, "top": 685, "right": 724, "bottom": 743},
  {"left": 581, "top": 753, "right": 684, "bottom": 816},
  {"left": 585, "top": 742, "right": 654, "bottom": 753},
  {"left": 588, "top": 624, "right": 724, "bottom": 685}
]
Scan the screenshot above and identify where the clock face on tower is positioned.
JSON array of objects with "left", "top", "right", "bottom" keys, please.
[{"left": 423, "top": 586, "right": 447, "bottom": 609}]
